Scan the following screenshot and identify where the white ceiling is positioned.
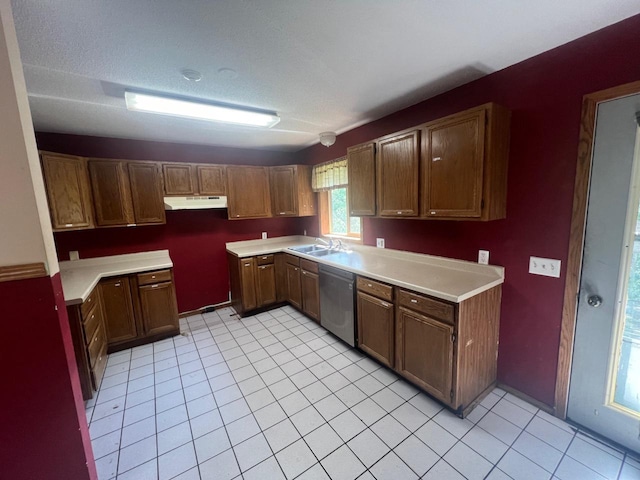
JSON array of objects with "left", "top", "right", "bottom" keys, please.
[{"left": 11, "top": 0, "right": 640, "bottom": 152}]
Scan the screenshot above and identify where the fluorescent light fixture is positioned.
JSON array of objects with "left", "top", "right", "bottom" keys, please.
[{"left": 124, "top": 91, "right": 280, "bottom": 128}]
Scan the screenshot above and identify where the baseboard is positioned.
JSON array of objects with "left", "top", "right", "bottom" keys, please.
[
  {"left": 179, "top": 301, "right": 232, "bottom": 318},
  {"left": 497, "top": 383, "right": 555, "bottom": 415}
]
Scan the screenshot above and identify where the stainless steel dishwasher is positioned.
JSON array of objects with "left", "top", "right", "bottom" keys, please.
[{"left": 319, "top": 264, "right": 356, "bottom": 346}]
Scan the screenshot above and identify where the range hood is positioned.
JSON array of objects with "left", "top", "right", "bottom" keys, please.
[{"left": 164, "top": 196, "right": 227, "bottom": 210}]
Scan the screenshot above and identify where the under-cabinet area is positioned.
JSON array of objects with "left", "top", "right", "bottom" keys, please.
[{"left": 226, "top": 236, "right": 504, "bottom": 416}]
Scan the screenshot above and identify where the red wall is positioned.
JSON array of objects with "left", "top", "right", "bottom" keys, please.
[
  {"left": 295, "top": 14, "right": 640, "bottom": 406},
  {"left": 0, "top": 274, "right": 96, "bottom": 480},
  {"left": 37, "top": 133, "right": 307, "bottom": 313},
  {"left": 54, "top": 211, "right": 305, "bottom": 312}
]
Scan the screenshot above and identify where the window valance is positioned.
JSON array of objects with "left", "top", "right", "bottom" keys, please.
[{"left": 311, "top": 156, "right": 348, "bottom": 192}]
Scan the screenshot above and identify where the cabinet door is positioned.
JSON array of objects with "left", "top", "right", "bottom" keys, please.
[
  {"left": 296, "top": 165, "right": 317, "bottom": 217},
  {"left": 286, "top": 263, "right": 302, "bottom": 310},
  {"left": 41, "top": 153, "right": 94, "bottom": 231},
  {"left": 129, "top": 162, "right": 166, "bottom": 224},
  {"left": 275, "top": 253, "right": 288, "bottom": 302},
  {"left": 227, "top": 166, "right": 272, "bottom": 219},
  {"left": 347, "top": 142, "right": 376, "bottom": 216},
  {"left": 357, "top": 291, "right": 394, "bottom": 367},
  {"left": 240, "top": 258, "right": 258, "bottom": 311},
  {"left": 376, "top": 131, "right": 420, "bottom": 216},
  {"left": 421, "top": 110, "right": 485, "bottom": 218},
  {"left": 89, "top": 160, "right": 135, "bottom": 226},
  {"left": 256, "top": 264, "right": 277, "bottom": 307},
  {"left": 301, "top": 269, "right": 320, "bottom": 322},
  {"left": 100, "top": 277, "right": 138, "bottom": 345},
  {"left": 270, "top": 166, "right": 297, "bottom": 216},
  {"left": 197, "top": 165, "right": 226, "bottom": 195},
  {"left": 396, "top": 306, "right": 454, "bottom": 404},
  {"left": 163, "top": 163, "right": 195, "bottom": 195},
  {"left": 138, "top": 282, "right": 179, "bottom": 337}
]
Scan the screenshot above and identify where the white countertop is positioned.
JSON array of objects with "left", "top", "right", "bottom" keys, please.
[
  {"left": 226, "top": 236, "right": 504, "bottom": 303},
  {"left": 59, "top": 250, "right": 173, "bottom": 306}
]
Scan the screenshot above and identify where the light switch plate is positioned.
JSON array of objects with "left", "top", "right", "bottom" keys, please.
[
  {"left": 69, "top": 250, "right": 79, "bottom": 261},
  {"left": 376, "top": 238, "right": 385, "bottom": 248},
  {"left": 261, "top": 232, "right": 267, "bottom": 240},
  {"left": 529, "top": 256, "right": 561, "bottom": 278},
  {"left": 478, "top": 250, "right": 489, "bottom": 265}
]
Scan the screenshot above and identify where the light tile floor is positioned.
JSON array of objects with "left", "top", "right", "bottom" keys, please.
[{"left": 86, "top": 306, "right": 640, "bottom": 480}]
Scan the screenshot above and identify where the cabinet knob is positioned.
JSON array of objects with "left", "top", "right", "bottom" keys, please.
[
  {"left": 87, "top": 297, "right": 92, "bottom": 303},
  {"left": 114, "top": 283, "right": 121, "bottom": 287},
  {"left": 91, "top": 314, "right": 95, "bottom": 320},
  {"left": 410, "top": 298, "right": 418, "bottom": 303},
  {"left": 367, "top": 283, "right": 372, "bottom": 287},
  {"left": 397, "top": 211, "right": 402, "bottom": 214},
  {"left": 302, "top": 271, "right": 306, "bottom": 275},
  {"left": 430, "top": 211, "right": 436, "bottom": 215},
  {"left": 295, "top": 267, "right": 299, "bottom": 271},
  {"left": 151, "top": 275, "right": 156, "bottom": 279}
]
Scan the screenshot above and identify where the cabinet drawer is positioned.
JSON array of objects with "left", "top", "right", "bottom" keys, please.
[
  {"left": 256, "top": 254, "right": 274, "bottom": 265},
  {"left": 285, "top": 254, "right": 300, "bottom": 266},
  {"left": 299, "top": 258, "right": 319, "bottom": 274},
  {"left": 88, "top": 324, "right": 107, "bottom": 367},
  {"left": 357, "top": 276, "right": 393, "bottom": 301},
  {"left": 91, "top": 344, "right": 108, "bottom": 391},
  {"left": 398, "top": 289, "right": 455, "bottom": 324},
  {"left": 83, "top": 304, "right": 102, "bottom": 345},
  {"left": 138, "top": 269, "right": 171, "bottom": 286},
  {"left": 81, "top": 288, "right": 99, "bottom": 319}
]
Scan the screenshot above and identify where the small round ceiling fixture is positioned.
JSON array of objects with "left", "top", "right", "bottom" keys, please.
[
  {"left": 181, "top": 69, "right": 202, "bottom": 82},
  {"left": 217, "top": 68, "right": 238, "bottom": 80},
  {"left": 319, "top": 131, "right": 336, "bottom": 147}
]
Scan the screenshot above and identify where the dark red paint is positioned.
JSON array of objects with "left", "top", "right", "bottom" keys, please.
[
  {"left": 0, "top": 274, "right": 95, "bottom": 480},
  {"left": 295, "top": 14, "right": 640, "bottom": 406}
]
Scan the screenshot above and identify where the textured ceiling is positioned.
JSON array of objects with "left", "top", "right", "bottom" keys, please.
[{"left": 11, "top": 0, "right": 640, "bottom": 152}]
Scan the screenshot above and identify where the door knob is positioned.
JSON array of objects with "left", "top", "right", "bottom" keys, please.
[{"left": 587, "top": 295, "right": 603, "bottom": 308}]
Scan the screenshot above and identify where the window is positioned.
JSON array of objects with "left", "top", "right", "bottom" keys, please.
[{"left": 323, "top": 187, "right": 361, "bottom": 239}]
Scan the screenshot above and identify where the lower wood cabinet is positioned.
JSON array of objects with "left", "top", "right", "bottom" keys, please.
[
  {"left": 300, "top": 259, "right": 320, "bottom": 322},
  {"left": 396, "top": 306, "right": 454, "bottom": 403},
  {"left": 357, "top": 290, "right": 395, "bottom": 368},
  {"left": 100, "top": 269, "right": 179, "bottom": 352},
  {"left": 286, "top": 261, "right": 302, "bottom": 310},
  {"left": 66, "top": 285, "right": 109, "bottom": 400},
  {"left": 228, "top": 253, "right": 279, "bottom": 315},
  {"left": 101, "top": 276, "right": 138, "bottom": 344}
]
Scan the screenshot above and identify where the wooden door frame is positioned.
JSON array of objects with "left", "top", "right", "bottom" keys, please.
[{"left": 555, "top": 80, "right": 640, "bottom": 418}]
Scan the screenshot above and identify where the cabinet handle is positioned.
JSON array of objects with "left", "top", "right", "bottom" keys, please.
[
  {"left": 259, "top": 266, "right": 266, "bottom": 270},
  {"left": 151, "top": 284, "right": 159, "bottom": 288},
  {"left": 410, "top": 299, "right": 418, "bottom": 303},
  {"left": 262, "top": 256, "right": 268, "bottom": 259},
  {"left": 114, "top": 283, "right": 121, "bottom": 287},
  {"left": 367, "top": 283, "right": 372, "bottom": 287},
  {"left": 91, "top": 314, "right": 95, "bottom": 320},
  {"left": 430, "top": 211, "right": 436, "bottom": 215},
  {"left": 397, "top": 211, "right": 402, "bottom": 214},
  {"left": 126, "top": 223, "right": 136, "bottom": 227},
  {"left": 295, "top": 267, "right": 299, "bottom": 271},
  {"left": 279, "top": 212, "right": 285, "bottom": 215},
  {"left": 381, "top": 302, "right": 390, "bottom": 308},
  {"left": 244, "top": 263, "right": 251, "bottom": 267},
  {"left": 433, "top": 156, "right": 442, "bottom": 162},
  {"left": 65, "top": 223, "right": 73, "bottom": 227},
  {"left": 302, "top": 271, "right": 307, "bottom": 275},
  {"left": 151, "top": 275, "right": 156, "bottom": 279},
  {"left": 87, "top": 297, "right": 92, "bottom": 303}
]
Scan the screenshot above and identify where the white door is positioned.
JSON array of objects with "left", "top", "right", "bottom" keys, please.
[{"left": 568, "top": 93, "right": 640, "bottom": 453}]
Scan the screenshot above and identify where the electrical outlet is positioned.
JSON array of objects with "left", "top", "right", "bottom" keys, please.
[
  {"left": 69, "top": 250, "right": 79, "bottom": 261},
  {"left": 529, "top": 256, "right": 561, "bottom": 278},
  {"left": 261, "top": 232, "right": 267, "bottom": 240},
  {"left": 376, "top": 238, "right": 385, "bottom": 248},
  {"left": 478, "top": 250, "right": 489, "bottom": 265},
  {"left": 303, "top": 229, "right": 307, "bottom": 236}
]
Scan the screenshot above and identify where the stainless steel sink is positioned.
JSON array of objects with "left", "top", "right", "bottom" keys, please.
[{"left": 288, "top": 245, "right": 329, "bottom": 254}]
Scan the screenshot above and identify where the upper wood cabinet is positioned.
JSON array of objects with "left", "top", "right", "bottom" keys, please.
[
  {"left": 347, "top": 142, "right": 376, "bottom": 216},
  {"left": 40, "top": 152, "right": 95, "bottom": 231},
  {"left": 89, "top": 159, "right": 165, "bottom": 227},
  {"left": 163, "top": 164, "right": 195, "bottom": 195},
  {"left": 376, "top": 130, "right": 420, "bottom": 217},
  {"left": 89, "top": 160, "right": 135, "bottom": 226},
  {"left": 270, "top": 165, "right": 316, "bottom": 217},
  {"left": 226, "top": 166, "right": 272, "bottom": 219},
  {"left": 128, "top": 162, "right": 165, "bottom": 224},
  {"left": 421, "top": 103, "right": 510, "bottom": 220},
  {"left": 197, "top": 165, "right": 226, "bottom": 195}
]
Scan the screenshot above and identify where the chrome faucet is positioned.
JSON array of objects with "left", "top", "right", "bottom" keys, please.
[{"left": 315, "top": 237, "right": 333, "bottom": 249}]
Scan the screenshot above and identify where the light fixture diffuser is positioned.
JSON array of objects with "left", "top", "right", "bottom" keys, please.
[{"left": 124, "top": 91, "right": 280, "bottom": 128}]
